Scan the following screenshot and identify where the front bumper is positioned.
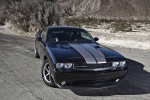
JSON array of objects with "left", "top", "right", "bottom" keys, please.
[{"left": 52, "top": 69, "right": 128, "bottom": 88}]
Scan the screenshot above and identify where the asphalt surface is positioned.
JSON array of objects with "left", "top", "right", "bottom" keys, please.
[{"left": 0, "top": 32, "right": 150, "bottom": 100}]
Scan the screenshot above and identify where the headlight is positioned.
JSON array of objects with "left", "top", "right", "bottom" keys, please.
[
  {"left": 120, "top": 61, "right": 126, "bottom": 67},
  {"left": 64, "top": 63, "right": 73, "bottom": 68},
  {"left": 56, "top": 63, "right": 73, "bottom": 69},
  {"left": 55, "top": 63, "right": 73, "bottom": 72},
  {"left": 112, "top": 61, "right": 126, "bottom": 67},
  {"left": 112, "top": 62, "right": 120, "bottom": 67},
  {"left": 56, "top": 63, "right": 64, "bottom": 69}
]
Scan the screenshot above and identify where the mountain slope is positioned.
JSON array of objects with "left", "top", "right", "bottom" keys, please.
[{"left": 60, "top": 0, "right": 150, "bottom": 19}]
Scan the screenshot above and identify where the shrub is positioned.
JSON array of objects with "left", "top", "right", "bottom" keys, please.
[
  {"left": 65, "top": 17, "right": 100, "bottom": 27},
  {"left": 0, "top": 16, "right": 6, "bottom": 25},
  {"left": 111, "top": 20, "right": 132, "bottom": 32},
  {"left": 5, "top": 0, "right": 61, "bottom": 32},
  {"left": 65, "top": 17, "right": 116, "bottom": 28}
]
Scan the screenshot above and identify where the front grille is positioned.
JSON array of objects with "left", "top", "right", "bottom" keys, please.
[{"left": 74, "top": 63, "right": 112, "bottom": 69}]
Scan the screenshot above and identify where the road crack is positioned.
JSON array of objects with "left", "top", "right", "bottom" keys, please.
[{"left": 29, "top": 90, "right": 42, "bottom": 100}]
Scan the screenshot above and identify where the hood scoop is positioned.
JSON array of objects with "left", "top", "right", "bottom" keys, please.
[
  {"left": 60, "top": 45, "right": 71, "bottom": 49},
  {"left": 94, "top": 46, "right": 100, "bottom": 48},
  {"left": 89, "top": 43, "right": 100, "bottom": 48}
]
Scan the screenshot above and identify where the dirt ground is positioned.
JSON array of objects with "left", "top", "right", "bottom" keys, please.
[{"left": 0, "top": 31, "right": 150, "bottom": 100}]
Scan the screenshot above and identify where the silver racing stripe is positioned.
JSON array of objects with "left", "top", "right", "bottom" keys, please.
[
  {"left": 80, "top": 44, "right": 106, "bottom": 64},
  {"left": 69, "top": 43, "right": 97, "bottom": 64}
]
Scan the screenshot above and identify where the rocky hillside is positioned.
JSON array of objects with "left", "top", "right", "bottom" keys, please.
[
  {"left": 59, "top": 0, "right": 150, "bottom": 20},
  {"left": 1, "top": 0, "right": 150, "bottom": 32},
  {"left": 1, "top": 0, "right": 150, "bottom": 20}
]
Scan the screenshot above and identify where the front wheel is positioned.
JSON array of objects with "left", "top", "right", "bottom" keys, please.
[{"left": 42, "top": 59, "right": 56, "bottom": 87}]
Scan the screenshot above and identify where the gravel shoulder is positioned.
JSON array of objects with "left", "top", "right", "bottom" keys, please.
[
  {"left": 86, "top": 28, "right": 150, "bottom": 51},
  {"left": 0, "top": 31, "right": 150, "bottom": 100}
]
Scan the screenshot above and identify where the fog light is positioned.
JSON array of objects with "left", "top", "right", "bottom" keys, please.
[{"left": 61, "top": 81, "right": 66, "bottom": 85}]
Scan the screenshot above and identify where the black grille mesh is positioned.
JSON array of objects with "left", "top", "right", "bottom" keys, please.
[{"left": 74, "top": 63, "right": 112, "bottom": 69}]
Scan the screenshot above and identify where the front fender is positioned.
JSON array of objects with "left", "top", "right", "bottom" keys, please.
[{"left": 46, "top": 46, "right": 57, "bottom": 64}]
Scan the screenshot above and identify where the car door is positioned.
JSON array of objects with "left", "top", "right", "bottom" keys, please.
[{"left": 39, "top": 28, "right": 47, "bottom": 59}]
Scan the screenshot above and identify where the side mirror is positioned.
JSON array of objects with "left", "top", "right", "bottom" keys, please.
[
  {"left": 94, "top": 37, "right": 99, "bottom": 41},
  {"left": 36, "top": 36, "right": 41, "bottom": 41}
]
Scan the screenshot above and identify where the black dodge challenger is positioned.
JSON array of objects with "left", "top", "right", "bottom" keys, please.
[{"left": 35, "top": 26, "right": 128, "bottom": 88}]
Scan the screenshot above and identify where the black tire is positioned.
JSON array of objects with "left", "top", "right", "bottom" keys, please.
[
  {"left": 42, "top": 59, "right": 56, "bottom": 87},
  {"left": 35, "top": 47, "right": 40, "bottom": 58}
]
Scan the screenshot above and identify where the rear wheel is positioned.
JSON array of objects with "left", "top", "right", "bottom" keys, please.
[{"left": 42, "top": 59, "right": 56, "bottom": 87}]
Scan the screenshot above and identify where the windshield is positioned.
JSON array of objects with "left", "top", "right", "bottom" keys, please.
[{"left": 47, "top": 28, "right": 95, "bottom": 43}]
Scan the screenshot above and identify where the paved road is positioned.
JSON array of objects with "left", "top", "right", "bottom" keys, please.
[{"left": 0, "top": 33, "right": 150, "bottom": 100}]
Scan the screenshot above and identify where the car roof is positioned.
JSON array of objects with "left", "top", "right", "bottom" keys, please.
[{"left": 47, "top": 26, "right": 84, "bottom": 30}]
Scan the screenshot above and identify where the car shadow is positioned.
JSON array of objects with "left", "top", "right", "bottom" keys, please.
[{"left": 71, "top": 58, "right": 150, "bottom": 96}]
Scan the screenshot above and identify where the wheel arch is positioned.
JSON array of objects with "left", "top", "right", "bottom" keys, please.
[{"left": 43, "top": 55, "right": 48, "bottom": 61}]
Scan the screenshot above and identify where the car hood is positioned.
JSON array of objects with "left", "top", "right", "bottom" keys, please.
[{"left": 47, "top": 43, "right": 126, "bottom": 63}]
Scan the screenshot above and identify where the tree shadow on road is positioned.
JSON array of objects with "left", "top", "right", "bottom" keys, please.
[{"left": 71, "top": 59, "right": 150, "bottom": 96}]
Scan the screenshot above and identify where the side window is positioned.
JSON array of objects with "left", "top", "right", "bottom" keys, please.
[
  {"left": 80, "top": 32, "right": 91, "bottom": 40},
  {"left": 41, "top": 28, "right": 47, "bottom": 41}
]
